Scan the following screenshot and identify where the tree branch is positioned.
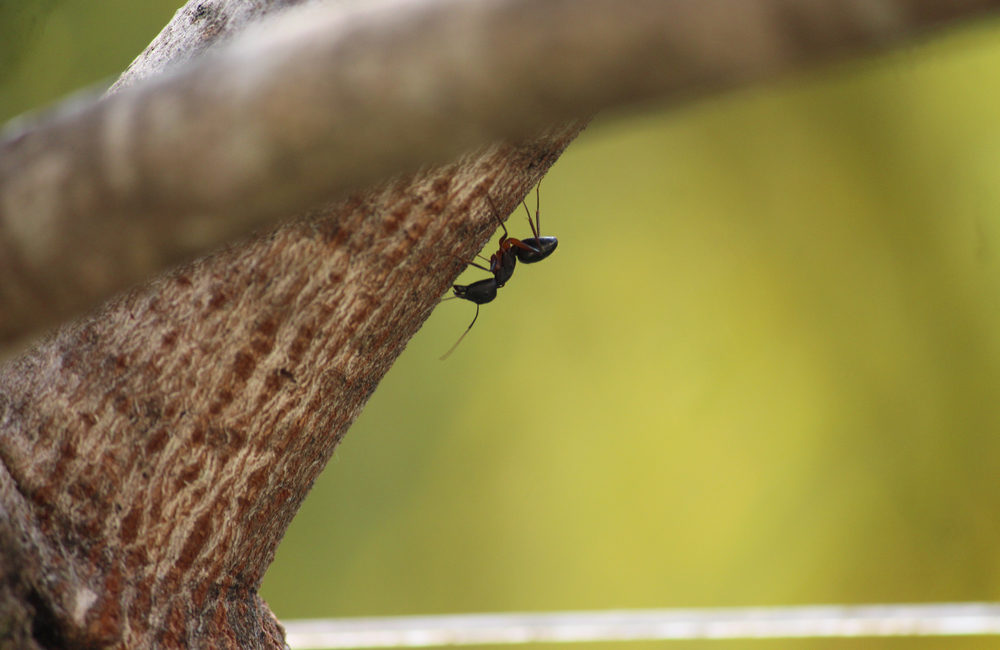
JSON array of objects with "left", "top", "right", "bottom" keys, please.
[
  {"left": 1, "top": 7, "right": 585, "bottom": 648},
  {"left": 0, "top": 132, "right": 584, "bottom": 647},
  {"left": 2, "top": 0, "right": 998, "bottom": 350}
]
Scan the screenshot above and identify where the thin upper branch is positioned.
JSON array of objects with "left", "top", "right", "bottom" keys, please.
[{"left": 1, "top": 0, "right": 998, "bottom": 352}]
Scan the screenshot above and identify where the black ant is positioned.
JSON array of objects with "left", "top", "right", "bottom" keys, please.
[{"left": 441, "top": 183, "right": 557, "bottom": 359}]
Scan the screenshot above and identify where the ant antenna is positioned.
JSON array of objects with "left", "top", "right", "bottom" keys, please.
[
  {"left": 448, "top": 253, "right": 492, "bottom": 274},
  {"left": 535, "top": 180, "right": 542, "bottom": 234},
  {"left": 439, "top": 304, "right": 479, "bottom": 360}
]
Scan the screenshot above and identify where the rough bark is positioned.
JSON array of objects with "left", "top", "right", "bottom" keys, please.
[
  {"left": 0, "top": 132, "right": 582, "bottom": 648},
  {"left": 3, "top": 0, "right": 999, "bottom": 352},
  {"left": 0, "top": 0, "right": 587, "bottom": 646}
]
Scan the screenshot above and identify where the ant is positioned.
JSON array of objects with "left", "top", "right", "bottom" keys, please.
[{"left": 441, "top": 183, "right": 557, "bottom": 359}]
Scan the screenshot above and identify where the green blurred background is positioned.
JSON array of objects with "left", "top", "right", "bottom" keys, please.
[{"left": 6, "top": 3, "right": 1000, "bottom": 649}]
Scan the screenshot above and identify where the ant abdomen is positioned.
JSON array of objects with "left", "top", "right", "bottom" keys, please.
[{"left": 514, "top": 237, "right": 558, "bottom": 264}]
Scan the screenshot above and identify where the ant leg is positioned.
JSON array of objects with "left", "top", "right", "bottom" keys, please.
[
  {"left": 449, "top": 253, "right": 492, "bottom": 274},
  {"left": 486, "top": 194, "right": 510, "bottom": 239},
  {"left": 440, "top": 304, "right": 479, "bottom": 360}
]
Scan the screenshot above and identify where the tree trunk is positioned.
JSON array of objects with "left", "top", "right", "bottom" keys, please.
[
  {"left": 0, "top": 131, "right": 582, "bottom": 648},
  {"left": 0, "top": 0, "right": 587, "bottom": 646}
]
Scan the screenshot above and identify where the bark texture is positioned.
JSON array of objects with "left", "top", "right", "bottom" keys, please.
[
  {"left": 2, "top": 0, "right": 999, "bottom": 352},
  {"left": 0, "top": 0, "right": 587, "bottom": 645},
  {"left": 0, "top": 131, "right": 584, "bottom": 647}
]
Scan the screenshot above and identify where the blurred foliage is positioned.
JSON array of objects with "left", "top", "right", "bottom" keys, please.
[
  {"left": 6, "top": 4, "right": 1000, "bottom": 650},
  {"left": 0, "top": 0, "right": 178, "bottom": 121},
  {"left": 0, "top": 0, "right": 61, "bottom": 83}
]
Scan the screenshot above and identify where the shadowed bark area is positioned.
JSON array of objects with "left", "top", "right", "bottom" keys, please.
[{"left": 0, "top": 127, "right": 585, "bottom": 647}]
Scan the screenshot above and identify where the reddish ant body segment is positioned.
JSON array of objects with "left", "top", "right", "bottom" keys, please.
[{"left": 441, "top": 183, "right": 557, "bottom": 359}]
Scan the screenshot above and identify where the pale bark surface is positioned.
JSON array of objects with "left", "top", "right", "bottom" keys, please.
[
  {"left": 3, "top": 0, "right": 999, "bottom": 352},
  {"left": 0, "top": 0, "right": 999, "bottom": 648}
]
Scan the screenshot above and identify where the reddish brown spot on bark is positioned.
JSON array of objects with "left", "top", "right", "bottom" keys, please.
[
  {"left": 157, "top": 605, "right": 185, "bottom": 647},
  {"left": 205, "top": 427, "right": 244, "bottom": 465},
  {"left": 177, "top": 510, "right": 214, "bottom": 573},
  {"left": 60, "top": 346, "right": 81, "bottom": 371},
  {"left": 145, "top": 428, "right": 168, "bottom": 455},
  {"left": 245, "top": 465, "right": 269, "bottom": 501},
  {"left": 141, "top": 398, "right": 162, "bottom": 420},
  {"left": 382, "top": 207, "right": 406, "bottom": 236},
  {"left": 191, "top": 425, "right": 205, "bottom": 446},
  {"left": 387, "top": 243, "right": 408, "bottom": 267},
  {"left": 192, "top": 579, "right": 210, "bottom": 610},
  {"left": 250, "top": 314, "right": 281, "bottom": 359},
  {"left": 231, "top": 351, "right": 256, "bottom": 382},
  {"left": 262, "top": 371, "right": 282, "bottom": 400},
  {"left": 208, "top": 289, "right": 227, "bottom": 310},
  {"left": 129, "top": 576, "right": 153, "bottom": 623},
  {"left": 78, "top": 411, "right": 97, "bottom": 428},
  {"left": 121, "top": 504, "right": 142, "bottom": 545},
  {"left": 227, "top": 428, "right": 246, "bottom": 453},
  {"left": 331, "top": 223, "right": 350, "bottom": 248},
  {"left": 369, "top": 327, "right": 392, "bottom": 354},
  {"left": 288, "top": 321, "right": 316, "bottom": 363},
  {"left": 209, "top": 388, "right": 234, "bottom": 415},
  {"left": 175, "top": 274, "right": 192, "bottom": 287},
  {"left": 68, "top": 476, "right": 97, "bottom": 502},
  {"left": 417, "top": 250, "right": 436, "bottom": 269},
  {"left": 125, "top": 546, "right": 148, "bottom": 573},
  {"left": 88, "top": 569, "right": 124, "bottom": 643},
  {"left": 75, "top": 510, "right": 103, "bottom": 539},
  {"left": 427, "top": 196, "right": 445, "bottom": 213},
  {"left": 148, "top": 496, "right": 161, "bottom": 523},
  {"left": 161, "top": 328, "right": 179, "bottom": 348},
  {"left": 432, "top": 175, "right": 451, "bottom": 195},
  {"left": 255, "top": 315, "right": 278, "bottom": 338},
  {"left": 113, "top": 393, "right": 130, "bottom": 414},
  {"left": 212, "top": 599, "right": 229, "bottom": 630},
  {"left": 344, "top": 309, "right": 366, "bottom": 338},
  {"left": 235, "top": 495, "right": 252, "bottom": 521},
  {"left": 177, "top": 463, "right": 200, "bottom": 486},
  {"left": 204, "top": 426, "right": 223, "bottom": 447},
  {"left": 251, "top": 335, "right": 273, "bottom": 357}
]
